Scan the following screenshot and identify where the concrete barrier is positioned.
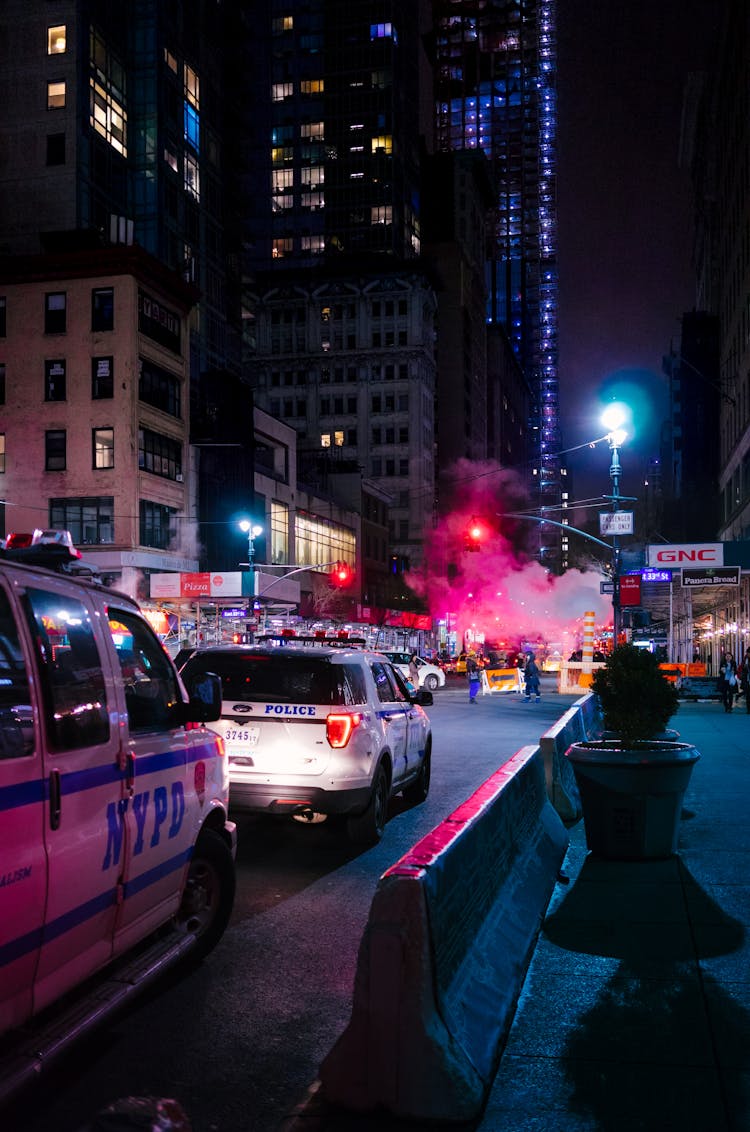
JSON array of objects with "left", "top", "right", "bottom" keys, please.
[
  {"left": 319, "top": 745, "right": 568, "bottom": 1122},
  {"left": 539, "top": 692, "right": 603, "bottom": 825},
  {"left": 481, "top": 666, "right": 524, "bottom": 695}
]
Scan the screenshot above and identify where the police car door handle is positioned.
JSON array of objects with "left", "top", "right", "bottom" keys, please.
[
  {"left": 49, "top": 769, "right": 61, "bottom": 831},
  {"left": 126, "top": 752, "right": 135, "bottom": 793}
]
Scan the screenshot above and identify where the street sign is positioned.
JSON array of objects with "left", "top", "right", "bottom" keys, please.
[
  {"left": 600, "top": 580, "right": 614, "bottom": 594},
  {"left": 599, "top": 511, "right": 634, "bottom": 536},
  {"left": 619, "top": 574, "right": 642, "bottom": 605},
  {"left": 642, "top": 569, "right": 672, "bottom": 583},
  {"left": 681, "top": 566, "right": 741, "bottom": 587}
]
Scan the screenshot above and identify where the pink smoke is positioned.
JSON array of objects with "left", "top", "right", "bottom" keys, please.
[{"left": 408, "top": 458, "right": 612, "bottom": 650}]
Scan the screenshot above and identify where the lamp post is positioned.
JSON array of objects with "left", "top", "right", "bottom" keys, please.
[
  {"left": 238, "top": 519, "right": 263, "bottom": 571},
  {"left": 601, "top": 405, "right": 629, "bottom": 648}
]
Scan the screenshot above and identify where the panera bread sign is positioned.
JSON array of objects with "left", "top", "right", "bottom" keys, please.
[{"left": 647, "top": 543, "right": 723, "bottom": 568}]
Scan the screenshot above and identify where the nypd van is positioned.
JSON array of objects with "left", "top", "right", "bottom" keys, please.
[{"left": 0, "top": 535, "right": 236, "bottom": 1104}]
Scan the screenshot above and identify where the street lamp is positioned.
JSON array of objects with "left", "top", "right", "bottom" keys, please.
[
  {"left": 238, "top": 519, "right": 263, "bottom": 570},
  {"left": 601, "top": 404, "right": 629, "bottom": 646}
]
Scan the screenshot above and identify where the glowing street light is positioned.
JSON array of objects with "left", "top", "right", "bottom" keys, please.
[
  {"left": 601, "top": 404, "right": 630, "bottom": 645},
  {"left": 239, "top": 519, "right": 263, "bottom": 570}
]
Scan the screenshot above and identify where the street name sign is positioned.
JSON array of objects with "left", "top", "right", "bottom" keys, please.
[
  {"left": 642, "top": 569, "right": 672, "bottom": 583},
  {"left": 599, "top": 511, "right": 634, "bottom": 536},
  {"left": 681, "top": 567, "right": 741, "bottom": 587}
]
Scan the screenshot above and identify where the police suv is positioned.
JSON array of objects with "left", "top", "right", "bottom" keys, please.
[
  {"left": 0, "top": 534, "right": 236, "bottom": 1104},
  {"left": 177, "top": 637, "right": 433, "bottom": 846}
]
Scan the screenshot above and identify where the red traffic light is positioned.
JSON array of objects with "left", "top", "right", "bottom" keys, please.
[
  {"left": 464, "top": 517, "right": 483, "bottom": 551},
  {"left": 330, "top": 561, "right": 353, "bottom": 586}
]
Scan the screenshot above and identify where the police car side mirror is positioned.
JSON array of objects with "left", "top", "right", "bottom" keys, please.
[
  {"left": 183, "top": 671, "right": 222, "bottom": 723},
  {"left": 414, "top": 687, "right": 433, "bottom": 707}
]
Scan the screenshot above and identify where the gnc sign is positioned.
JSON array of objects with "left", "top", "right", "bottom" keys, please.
[{"left": 647, "top": 543, "right": 723, "bottom": 567}]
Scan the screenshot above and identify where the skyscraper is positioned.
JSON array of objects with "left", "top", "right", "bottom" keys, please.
[{"left": 433, "top": 0, "right": 561, "bottom": 569}]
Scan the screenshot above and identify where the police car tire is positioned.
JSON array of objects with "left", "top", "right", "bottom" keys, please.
[
  {"left": 402, "top": 742, "right": 431, "bottom": 806},
  {"left": 175, "top": 828, "right": 236, "bottom": 960},
  {"left": 346, "top": 762, "right": 389, "bottom": 846}
]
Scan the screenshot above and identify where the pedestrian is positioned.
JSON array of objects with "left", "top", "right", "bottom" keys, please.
[
  {"left": 408, "top": 653, "right": 419, "bottom": 688},
  {"left": 466, "top": 654, "right": 481, "bottom": 703},
  {"left": 719, "top": 652, "right": 738, "bottom": 713},
  {"left": 740, "top": 648, "right": 750, "bottom": 713},
  {"left": 524, "top": 651, "right": 541, "bottom": 702}
]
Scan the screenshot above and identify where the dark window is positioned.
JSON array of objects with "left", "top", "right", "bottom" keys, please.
[
  {"left": 139, "top": 499, "right": 177, "bottom": 549},
  {"left": 0, "top": 433, "right": 5, "bottom": 473},
  {"left": 50, "top": 497, "right": 113, "bottom": 544},
  {"left": 139, "top": 357, "right": 181, "bottom": 417},
  {"left": 46, "top": 133, "right": 66, "bottom": 165},
  {"left": 138, "top": 428, "right": 182, "bottom": 480},
  {"left": 44, "top": 292, "right": 66, "bottom": 334},
  {"left": 0, "top": 297, "right": 5, "bottom": 336},
  {"left": 93, "top": 428, "right": 114, "bottom": 469},
  {"left": 24, "top": 587, "right": 109, "bottom": 751},
  {"left": 45, "top": 359, "right": 66, "bottom": 401},
  {"left": 108, "top": 606, "right": 182, "bottom": 733},
  {"left": 45, "top": 430, "right": 66, "bottom": 470},
  {"left": 92, "top": 356, "right": 113, "bottom": 398},
  {"left": 91, "top": 288, "right": 114, "bottom": 332},
  {"left": 0, "top": 363, "right": 5, "bottom": 404},
  {"left": 0, "top": 584, "right": 34, "bottom": 759}
]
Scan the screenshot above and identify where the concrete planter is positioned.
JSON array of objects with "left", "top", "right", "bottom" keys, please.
[{"left": 566, "top": 740, "right": 700, "bottom": 860}]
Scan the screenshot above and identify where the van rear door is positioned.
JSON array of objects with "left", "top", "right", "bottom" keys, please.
[{"left": 0, "top": 580, "right": 46, "bottom": 1034}]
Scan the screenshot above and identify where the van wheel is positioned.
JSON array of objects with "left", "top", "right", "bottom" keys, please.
[
  {"left": 175, "top": 829, "right": 235, "bottom": 960},
  {"left": 402, "top": 742, "right": 431, "bottom": 806},
  {"left": 346, "top": 763, "right": 389, "bottom": 846}
]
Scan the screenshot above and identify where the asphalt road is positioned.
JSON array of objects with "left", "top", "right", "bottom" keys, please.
[{"left": 3, "top": 676, "right": 579, "bottom": 1132}]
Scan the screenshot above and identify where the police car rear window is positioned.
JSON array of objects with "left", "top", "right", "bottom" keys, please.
[{"left": 181, "top": 653, "right": 367, "bottom": 706}]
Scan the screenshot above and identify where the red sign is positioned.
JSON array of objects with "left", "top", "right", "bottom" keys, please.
[
  {"left": 619, "top": 574, "right": 642, "bottom": 606},
  {"left": 181, "top": 572, "right": 210, "bottom": 596}
]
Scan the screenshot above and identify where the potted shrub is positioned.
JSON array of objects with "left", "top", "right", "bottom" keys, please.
[{"left": 566, "top": 644, "right": 700, "bottom": 860}]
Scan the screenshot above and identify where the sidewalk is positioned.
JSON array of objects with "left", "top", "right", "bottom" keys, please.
[
  {"left": 293, "top": 699, "right": 750, "bottom": 1132},
  {"left": 482, "top": 698, "right": 750, "bottom": 1132}
]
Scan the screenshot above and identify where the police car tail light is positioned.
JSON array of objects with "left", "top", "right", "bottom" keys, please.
[{"left": 326, "top": 712, "right": 362, "bottom": 748}]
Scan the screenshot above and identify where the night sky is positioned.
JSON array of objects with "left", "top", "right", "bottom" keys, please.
[{"left": 556, "top": 0, "right": 725, "bottom": 503}]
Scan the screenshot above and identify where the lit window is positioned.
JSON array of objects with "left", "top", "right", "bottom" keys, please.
[
  {"left": 0, "top": 434, "right": 5, "bottom": 473},
  {"left": 371, "top": 135, "right": 392, "bottom": 154},
  {"left": 164, "top": 145, "right": 178, "bottom": 172},
  {"left": 271, "top": 146, "right": 294, "bottom": 165},
  {"left": 350, "top": 172, "right": 364, "bottom": 179},
  {"left": 272, "top": 195, "right": 293, "bottom": 212},
  {"left": 184, "top": 64, "right": 199, "bottom": 109},
  {"left": 93, "top": 428, "right": 114, "bottom": 469},
  {"left": 334, "top": 431, "right": 344, "bottom": 447},
  {"left": 301, "top": 121, "right": 324, "bottom": 139},
  {"left": 301, "top": 236, "right": 324, "bottom": 253},
  {"left": 321, "top": 433, "right": 331, "bottom": 448},
  {"left": 301, "top": 166, "right": 323, "bottom": 187},
  {"left": 272, "top": 83, "right": 293, "bottom": 101},
  {"left": 90, "top": 31, "right": 127, "bottom": 156},
  {"left": 272, "top": 16, "right": 294, "bottom": 33},
  {"left": 371, "top": 205, "right": 392, "bottom": 224},
  {"left": 301, "top": 191, "right": 324, "bottom": 209},
  {"left": 164, "top": 48, "right": 178, "bottom": 73},
  {"left": 300, "top": 79, "right": 324, "bottom": 94},
  {"left": 272, "top": 238, "right": 293, "bottom": 258},
  {"left": 349, "top": 123, "right": 364, "bottom": 131},
  {"left": 184, "top": 152, "right": 200, "bottom": 199},
  {"left": 47, "top": 26, "right": 66, "bottom": 54},
  {"left": 47, "top": 81, "right": 66, "bottom": 109},
  {"left": 184, "top": 102, "right": 199, "bottom": 151},
  {"left": 370, "top": 23, "right": 397, "bottom": 42}
]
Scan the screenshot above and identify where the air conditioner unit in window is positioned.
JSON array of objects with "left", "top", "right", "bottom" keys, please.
[{"left": 175, "top": 473, "right": 184, "bottom": 482}]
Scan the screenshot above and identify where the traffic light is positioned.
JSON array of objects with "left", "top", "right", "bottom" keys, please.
[
  {"left": 330, "top": 561, "right": 352, "bottom": 587},
  {"left": 464, "top": 517, "right": 483, "bottom": 552}
]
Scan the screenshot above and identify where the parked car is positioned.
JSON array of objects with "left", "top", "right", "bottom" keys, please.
[
  {"left": 177, "top": 641, "right": 433, "bottom": 845},
  {"left": 0, "top": 535, "right": 236, "bottom": 1105},
  {"left": 382, "top": 651, "right": 446, "bottom": 691}
]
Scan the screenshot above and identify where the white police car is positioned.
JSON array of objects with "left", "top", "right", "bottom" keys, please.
[
  {"left": 177, "top": 637, "right": 433, "bottom": 845},
  {"left": 0, "top": 534, "right": 236, "bottom": 1104}
]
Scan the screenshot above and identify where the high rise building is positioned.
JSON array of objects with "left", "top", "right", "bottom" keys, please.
[
  {"left": 433, "top": 0, "right": 561, "bottom": 569},
  {"left": 242, "top": 1, "right": 439, "bottom": 572},
  {"left": 0, "top": 0, "right": 253, "bottom": 571}
]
